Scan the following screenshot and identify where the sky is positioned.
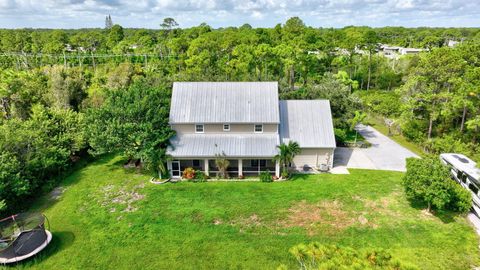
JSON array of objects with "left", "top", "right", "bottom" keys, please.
[{"left": 0, "top": 0, "right": 479, "bottom": 29}]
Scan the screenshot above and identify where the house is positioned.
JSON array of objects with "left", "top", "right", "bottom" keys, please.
[
  {"left": 166, "top": 82, "right": 336, "bottom": 178},
  {"left": 399, "top": 48, "right": 424, "bottom": 55}
]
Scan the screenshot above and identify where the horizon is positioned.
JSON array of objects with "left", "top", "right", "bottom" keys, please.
[{"left": 0, "top": 0, "right": 479, "bottom": 29}]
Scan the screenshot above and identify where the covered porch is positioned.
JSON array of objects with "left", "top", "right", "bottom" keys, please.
[{"left": 168, "top": 158, "right": 280, "bottom": 179}]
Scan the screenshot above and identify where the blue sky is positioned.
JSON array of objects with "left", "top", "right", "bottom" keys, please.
[{"left": 0, "top": 0, "right": 479, "bottom": 29}]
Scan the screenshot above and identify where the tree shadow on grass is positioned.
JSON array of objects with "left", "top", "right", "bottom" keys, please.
[
  {"left": 408, "top": 199, "right": 457, "bottom": 224},
  {"left": 2, "top": 231, "right": 75, "bottom": 268}
]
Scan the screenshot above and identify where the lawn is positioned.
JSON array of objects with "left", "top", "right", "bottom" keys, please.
[{"left": 8, "top": 155, "right": 479, "bottom": 269}]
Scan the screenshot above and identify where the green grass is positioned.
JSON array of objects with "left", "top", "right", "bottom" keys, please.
[
  {"left": 8, "top": 155, "right": 479, "bottom": 270},
  {"left": 366, "top": 114, "right": 424, "bottom": 156}
]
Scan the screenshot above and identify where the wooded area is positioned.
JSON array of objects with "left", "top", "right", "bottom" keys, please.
[{"left": 1, "top": 17, "right": 479, "bottom": 213}]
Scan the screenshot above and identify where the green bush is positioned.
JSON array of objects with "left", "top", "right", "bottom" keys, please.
[
  {"left": 260, "top": 170, "right": 273, "bottom": 182},
  {"left": 281, "top": 169, "right": 289, "bottom": 179},
  {"left": 403, "top": 156, "right": 471, "bottom": 213},
  {"left": 193, "top": 171, "right": 208, "bottom": 182},
  {"left": 334, "top": 128, "right": 347, "bottom": 144}
]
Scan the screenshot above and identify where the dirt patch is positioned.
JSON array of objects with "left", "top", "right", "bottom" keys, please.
[
  {"left": 50, "top": 186, "right": 67, "bottom": 200},
  {"left": 280, "top": 200, "right": 356, "bottom": 235},
  {"left": 230, "top": 214, "right": 263, "bottom": 231},
  {"left": 352, "top": 192, "right": 402, "bottom": 218},
  {"left": 98, "top": 182, "right": 145, "bottom": 213}
]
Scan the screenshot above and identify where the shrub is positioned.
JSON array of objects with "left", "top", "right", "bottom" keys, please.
[
  {"left": 281, "top": 169, "right": 289, "bottom": 179},
  {"left": 260, "top": 170, "right": 273, "bottom": 182},
  {"left": 403, "top": 156, "right": 471, "bottom": 213},
  {"left": 334, "top": 128, "right": 347, "bottom": 144},
  {"left": 288, "top": 242, "right": 417, "bottom": 270},
  {"left": 193, "top": 171, "right": 208, "bottom": 182},
  {"left": 182, "top": 167, "right": 195, "bottom": 180}
]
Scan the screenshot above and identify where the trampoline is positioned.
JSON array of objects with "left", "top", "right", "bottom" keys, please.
[{"left": 0, "top": 213, "right": 52, "bottom": 264}]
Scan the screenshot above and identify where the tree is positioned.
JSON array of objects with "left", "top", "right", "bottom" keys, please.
[
  {"left": 362, "top": 29, "right": 379, "bottom": 90},
  {"left": 273, "top": 141, "right": 301, "bottom": 178},
  {"left": 105, "top": 15, "right": 113, "bottom": 29},
  {"left": 403, "top": 156, "right": 471, "bottom": 213},
  {"left": 160, "top": 18, "right": 179, "bottom": 31},
  {"left": 86, "top": 80, "right": 175, "bottom": 171},
  {"left": 214, "top": 152, "right": 230, "bottom": 178},
  {"left": 348, "top": 111, "right": 366, "bottom": 143},
  {"left": 107, "top": 24, "right": 124, "bottom": 49}
]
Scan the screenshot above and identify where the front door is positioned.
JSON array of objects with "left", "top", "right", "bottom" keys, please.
[{"left": 172, "top": 161, "right": 181, "bottom": 178}]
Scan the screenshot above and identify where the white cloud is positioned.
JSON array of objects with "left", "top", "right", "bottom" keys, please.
[{"left": 0, "top": 0, "right": 478, "bottom": 28}]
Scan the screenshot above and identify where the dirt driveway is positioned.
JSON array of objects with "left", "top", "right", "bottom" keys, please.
[{"left": 333, "top": 124, "right": 419, "bottom": 172}]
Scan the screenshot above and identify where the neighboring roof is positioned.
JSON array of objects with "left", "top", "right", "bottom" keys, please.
[
  {"left": 169, "top": 82, "right": 280, "bottom": 124},
  {"left": 279, "top": 100, "right": 336, "bottom": 148},
  {"left": 167, "top": 134, "right": 279, "bottom": 158}
]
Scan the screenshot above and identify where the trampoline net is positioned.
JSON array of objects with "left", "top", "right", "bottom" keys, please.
[{"left": 0, "top": 213, "right": 46, "bottom": 253}]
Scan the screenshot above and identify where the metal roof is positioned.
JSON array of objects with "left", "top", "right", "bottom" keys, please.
[
  {"left": 440, "top": 153, "right": 480, "bottom": 180},
  {"left": 279, "top": 100, "right": 336, "bottom": 148},
  {"left": 167, "top": 134, "right": 279, "bottom": 158},
  {"left": 169, "top": 82, "right": 280, "bottom": 124}
]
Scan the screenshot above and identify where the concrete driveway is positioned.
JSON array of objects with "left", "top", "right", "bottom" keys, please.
[{"left": 333, "top": 124, "right": 419, "bottom": 173}]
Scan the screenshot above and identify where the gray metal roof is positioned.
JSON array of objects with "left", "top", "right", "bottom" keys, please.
[
  {"left": 167, "top": 134, "right": 279, "bottom": 158},
  {"left": 279, "top": 100, "right": 336, "bottom": 148},
  {"left": 169, "top": 82, "right": 280, "bottom": 124}
]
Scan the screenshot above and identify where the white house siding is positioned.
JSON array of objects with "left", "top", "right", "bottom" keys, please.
[
  {"left": 172, "top": 124, "right": 278, "bottom": 134},
  {"left": 291, "top": 148, "right": 334, "bottom": 171}
]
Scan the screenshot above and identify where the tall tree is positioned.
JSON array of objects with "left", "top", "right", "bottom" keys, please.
[
  {"left": 86, "top": 80, "right": 175, "bottom": 174},
  {"left": 105, "top": 15, "right": 113, "bottom": 29}
]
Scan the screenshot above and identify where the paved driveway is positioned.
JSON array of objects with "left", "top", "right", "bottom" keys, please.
[{"left": 333, "top": 124, "right": 419, "bottom": 172}]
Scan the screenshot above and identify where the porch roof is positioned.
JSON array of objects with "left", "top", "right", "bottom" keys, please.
[{"left": 167, "top": 134, "right": 279, "bottom": 158}]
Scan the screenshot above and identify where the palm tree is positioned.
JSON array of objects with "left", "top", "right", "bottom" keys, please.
[
  {"left": 273, "top": 141, "right": 301, "bottom": 178},
  {"left": 215, "top": 152, "right": 230, "bottom": 178}
]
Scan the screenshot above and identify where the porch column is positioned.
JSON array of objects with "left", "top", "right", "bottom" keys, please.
[
  {"left": 204, "top": 159, "right": 209, "bottom": 176},
  {"left": 275, "top": 160, "right": 280, "bottom": 178},
  {"left": 238, "top": 159, "right": 243, "bottom": 177},
  {"left": 167, "top": 160, "right": 173, "bottom": 177}
]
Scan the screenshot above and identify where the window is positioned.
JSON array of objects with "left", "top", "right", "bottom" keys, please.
[
  {"left": 195, "top": 124, "right": 204, "bottom": 133},
  {"left": 192, "top": 160, "right": 200, "bottom": 167},
  {"left": 462, "top": 174, "right": 468, "bottom": 183},
  {"left": 254, "top": 124, "right": 263, "bottom": 133},
  {"left": 469, "top": 183, "right": 479, "bottom": 195},
  {"left": 251, "top": 160, "right": 266, "bottom": 167},
  {"left": 457, "top": 171, "right": 463, "bottom": 180},
  {"left": 223, "top": 124, "right": 230, "bottom": 131}
]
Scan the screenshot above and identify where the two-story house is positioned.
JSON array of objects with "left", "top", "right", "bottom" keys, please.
[{"left": 167, "top": 82, "right": 336, "bottom": 178}]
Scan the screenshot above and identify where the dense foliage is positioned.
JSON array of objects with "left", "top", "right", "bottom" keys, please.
[
  {"left": 1, "top": 17, "right": 479, "bottom": 213},
  {"left": 285, "top": 242, "right": 417, "bottom": 270},
  {"left": 403, "top": 157, "right": 471, "bottom": 213}
]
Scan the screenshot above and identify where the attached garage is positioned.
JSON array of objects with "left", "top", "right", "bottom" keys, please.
[{"left": 279, "top": 100, "right": 336, "bottom": 172}]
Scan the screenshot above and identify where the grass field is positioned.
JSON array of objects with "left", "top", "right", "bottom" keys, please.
[{"left": 8, "top": 155, "right": 479, "bottom": 269}]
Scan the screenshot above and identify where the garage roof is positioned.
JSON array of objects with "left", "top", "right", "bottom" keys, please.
[{"left": 279, "top": 100, "right": 336, "bottom": 148}]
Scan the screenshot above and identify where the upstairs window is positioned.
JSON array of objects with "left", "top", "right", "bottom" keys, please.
[
  {"left": 254, "top": 124, "right": 263, "bottom": 133},
  {"left": 195, "top": 124, "right": 204, "bottom": 133},
  {"left": 223, "top": 124, "right": 230, "bottom": 131},
  {"left": 469, "top": 183, "right": 479, "bottom": 195}
]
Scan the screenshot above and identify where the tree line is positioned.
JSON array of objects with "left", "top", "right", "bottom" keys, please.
[{"left": 0, "top": 17, "right": 479, "bottom": 214}]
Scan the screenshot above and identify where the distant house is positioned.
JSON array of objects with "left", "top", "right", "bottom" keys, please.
[
  {"left": 167, "top": 82, "right": 336, "bottom": 178},
  {"left": 399, "top": 48, "right": 424, "bottom": 55}
]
